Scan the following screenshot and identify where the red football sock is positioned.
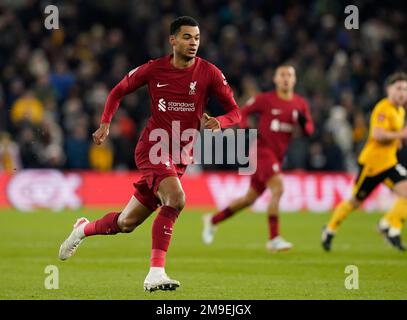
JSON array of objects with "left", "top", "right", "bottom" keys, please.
[
  {"left": 150, "top": 249, "right": 166, "bottom": 268},
  {"left": 150, "top": 205, "right": 180, "bottom": 267},
  {"left": 84, "top": 212, "right": 121, "bottom": 236},
  {"left": 268, "top": 215, "right": 279, "bottom": 240},
  {"left": 211, "top": 207, "right": 235, "bottom": 225}
]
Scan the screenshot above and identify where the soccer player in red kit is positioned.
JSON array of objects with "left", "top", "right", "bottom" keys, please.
[
  {"left": 202, "top": 65, "right": 314, "bottom": 251},
  {"left": 59, "top": 16, "right": 241, "bottom": 292}
]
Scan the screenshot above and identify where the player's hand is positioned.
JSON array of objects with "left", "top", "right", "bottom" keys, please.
[
  {"left": 92, "top": 123, "right": 110, "bottom": 145},
  {"left": 400, "top": 127, "right": 407, "bottom": 139},
  {"left": 202, "top": 113, "right": 221, "bottom": 132}
]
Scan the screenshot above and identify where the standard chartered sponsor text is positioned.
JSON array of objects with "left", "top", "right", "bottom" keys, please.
[{"left": 167, "top": 101, "right": 195, "bottom": 112}]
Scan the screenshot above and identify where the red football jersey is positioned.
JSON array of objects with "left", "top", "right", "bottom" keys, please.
[
  {"left": 101, "top": 55, "right": 240, "bottom": 162},
  {"left": 241, "top": 91, "right": 314, "bottom": 162}
]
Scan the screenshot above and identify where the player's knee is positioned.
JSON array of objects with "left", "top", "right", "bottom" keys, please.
[
  {"left": 165, "top": 190, "right": 186, "bottom": 212},
  {"left": 118, "top": 216, "right": 138, "bottom": 233}
]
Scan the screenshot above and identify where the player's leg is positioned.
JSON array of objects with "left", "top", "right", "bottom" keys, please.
[
  {"left": 88, "top": 196, "right": 152, "bottom": 235},
  {"left": 202, "top": 187, "right": 260, "bottom": 244},
  {"left": 143, "top": 176, "right": 185, "bottom": 291},
  {"left": 321, "top": 196, "right": 362, "bottom": 252},
  {"left": 379, "top": 197, "right": 406, "bottom": 251},
  {"left": 59, "top": 196, "right": 151, "bottom": 260},
  {"left": 379, "top": 173, "right": 407, "bottom": 251},
  {"left": 117, "top": 196, "right": 153, "bottom": 232},
  {"left": 264, "top": 174, "right": 292, "bottom": 252},
  {"left": 322, "top": 165, "right": 380, "bottom": 251},
  {"left": 326, "top": 197, "right": 362, "bottom": 234},
  {"left": 212, "top": 187, "right": 260, "bottom": 224}
]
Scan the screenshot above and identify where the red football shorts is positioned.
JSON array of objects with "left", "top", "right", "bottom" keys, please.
[
  {"left": 133, "top": 140, "right": 187, "bottom": 212},
  {"left": 250, "top": 153, "right": 282, "bottom": 194}
]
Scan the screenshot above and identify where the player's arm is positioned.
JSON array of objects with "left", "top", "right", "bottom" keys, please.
[
  {"left": 239, "top": 96, "right": 263, "bottom": 129},
  {"left": 297, "top": 99, "right": 314, "bottom": 136},
  {"left": 93, "top": 63, "right": 150, "bottom": 145},
  {"left": 371, "top": 107, "right": 407, "bottom": 143},
  {"left": 203, "top": 66, "right": 241, "bottom": 131},
  {"left": 372, "top": 126, "right": 407, "bottom": 143}
]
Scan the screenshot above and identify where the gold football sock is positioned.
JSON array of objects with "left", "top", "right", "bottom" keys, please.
[
  {"left": 383, "top": 197, "right": 407, "bottom": 231},
  {"left": 327, "top": 200, "right": 355, "bottom": 232}
]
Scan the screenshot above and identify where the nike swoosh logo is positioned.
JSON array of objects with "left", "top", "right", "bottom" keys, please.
[{"left": 157, "top": 83, "right": 169, "bottom": 87}]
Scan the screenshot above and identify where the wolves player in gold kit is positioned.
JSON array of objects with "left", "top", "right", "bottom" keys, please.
[{"left": 322, "top": 72, "right": 407, "bottom": 252}]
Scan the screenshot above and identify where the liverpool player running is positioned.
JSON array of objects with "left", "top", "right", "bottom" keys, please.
[
  {"left": 59, "top": 16, "right": 241, "bottom": 291},
  {"left": 202, "top": 65, "right": 314, "bottom": 251}
]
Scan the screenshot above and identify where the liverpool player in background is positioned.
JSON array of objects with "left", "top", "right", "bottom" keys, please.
[
  {"left": 202, "top": 65, "right": 314, "bottom": 251},
  {"left": 59, "top": 16, "right": 241, "bottom": 291}
]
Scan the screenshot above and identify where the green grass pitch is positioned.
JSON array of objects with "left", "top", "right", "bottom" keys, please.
[{"left": 0, "top": 208, "right": 406, "bottom": 300}]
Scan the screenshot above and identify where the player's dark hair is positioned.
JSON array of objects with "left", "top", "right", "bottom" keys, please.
[
  {"left": 274, "top": 64, "right": 296, "bottom": 75},
  {"left": 278, "top": 63, "right": 295, "bottom": 69},
  {"left": 385, "top": 72, "right": 407, "bottom": 87},
  {"left": 170, "top": 16, "right": 199, "bottom": 35}
]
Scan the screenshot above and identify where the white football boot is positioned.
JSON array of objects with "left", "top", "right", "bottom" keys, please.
[
  {"left": 266, "top": 236, "right": 293, "bottom": 252},
  {"left": 59, "top": 217, "right": 89, "bottom": 260},
  {"left": 143, "top": 267, "right": 180, "bottom": 292},
  {"left": 202, "top": 213, "right": 217, "bottom": 245}
]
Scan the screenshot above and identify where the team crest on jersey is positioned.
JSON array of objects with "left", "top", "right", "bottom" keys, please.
[{"left": 189, "top": 81, "right": 197, "bottom": 95}]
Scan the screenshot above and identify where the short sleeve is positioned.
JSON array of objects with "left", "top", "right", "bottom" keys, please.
[
  {"left": 371, "top": 105, "right": 391, "bottom": 130},
  {"left": 126, "top": 61, "right": 153, "bottom": 91}
]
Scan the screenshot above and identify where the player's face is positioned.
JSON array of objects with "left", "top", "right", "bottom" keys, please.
[
  {"left": 170, "top": 26, "right": 200, "bottom": 61},
  {"left": 273, "top": 66, "right": 296, "bottom": 92},
  {"left": 388, "top": 80, "right": 407, "bottom": 106}
]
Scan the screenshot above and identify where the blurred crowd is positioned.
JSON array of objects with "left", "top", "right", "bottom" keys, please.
[{"left": 1, "top": 0, "right": 406, "bottom": 173}]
